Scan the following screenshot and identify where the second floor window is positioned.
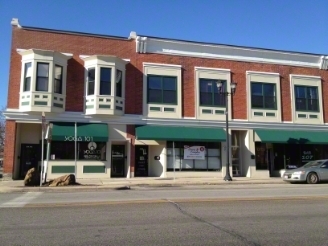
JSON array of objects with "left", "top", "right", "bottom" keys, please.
[
  {"left": 295, "top": 86, "right": 319, "bottom": 112},
  {"left": 199, "top": 79, "right": 226, "bottom": 107},
  {"left": 36, "top": 63, "right": 49, "bottom": 92},
  {"left": 54, "top": 65, "right": 63, "bottom": 94},
  {"left": 87, "top": 68, "right": 95, "bottom": 95},
  {"left": 23, "top": 62, "right": 32, "bottom": 92},
  {"left": 100, "top": 68, "right": 111, "bottom": 95},
  {"left": 116, "top": 69, "right": 122, "bottom": 97},
  {"left": 251, "top": 82, "right": 276, "bottom": 109},
  {"left": 147, "top": 75, "right": 177, "bottom": 104}
]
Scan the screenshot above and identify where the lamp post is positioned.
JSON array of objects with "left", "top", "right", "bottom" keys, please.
[{"left": 216, "top": 81, "right": 237, "bottom": 181}]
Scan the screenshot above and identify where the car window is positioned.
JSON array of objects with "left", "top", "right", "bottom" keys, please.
[
  {"left": 320, "top": 162, "right": 328, "bottom": 169},
  {"left": 303, "top": 161, "right": 323, "bottom": 168}
]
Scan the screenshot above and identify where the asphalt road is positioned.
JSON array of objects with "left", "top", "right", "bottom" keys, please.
[
  {"left": 1, "top": 183, "right": 328, "bottom": 207},
  {"left": 1, "top": 199, "right": 328, "bottom": 246}
]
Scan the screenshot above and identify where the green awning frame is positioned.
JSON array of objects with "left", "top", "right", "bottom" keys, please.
[
  {"left": 254, "top": 129, "right": 328, "bottom": 144},
  {"left": 136, "top": 125, "right": 226, "bottom": 142},
  {"left": 51, "top": 122, "right": 108, "bottom": 142}
]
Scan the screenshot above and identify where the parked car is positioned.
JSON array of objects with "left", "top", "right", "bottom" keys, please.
[{"left": 283, "top": 159, "right": 328, "bottom": 184}]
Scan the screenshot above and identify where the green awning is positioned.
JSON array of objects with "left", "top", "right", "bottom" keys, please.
[
  {"left": 51, "top": 122, "right": 108, "bottom": 142},
  {"left": 136, "top": 125, "right": 226, "bottom": 142},
  {"left": 254, "top": 129, "right": 328, "bottom": 144}
]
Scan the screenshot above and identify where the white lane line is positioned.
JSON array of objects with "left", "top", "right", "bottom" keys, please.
[{"left": 0, "top": 192, "right": 43, "bottom": 208}]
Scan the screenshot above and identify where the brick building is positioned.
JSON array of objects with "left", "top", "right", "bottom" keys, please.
[{"left": 3, "top": 18, "right": 328, "bottom": 180}]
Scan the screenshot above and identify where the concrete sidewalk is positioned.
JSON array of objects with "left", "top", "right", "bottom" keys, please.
[{"left": 0, "top": 176, "right": 286, "bottom": 193}]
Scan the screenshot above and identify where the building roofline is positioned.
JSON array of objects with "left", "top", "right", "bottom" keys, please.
[
  {"left": 11, "top": 18, "right": 129, "bottom": 41},
  {"left": 139, "top": 34, "right": 328, "bottom": 57},
  {"left": 11, "top": 18, "right": 327, "bottom": 57}
]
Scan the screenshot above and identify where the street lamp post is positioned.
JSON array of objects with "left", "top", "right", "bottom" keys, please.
[{"left": 216, "top": 81, "right": 237, "bottom": 181}]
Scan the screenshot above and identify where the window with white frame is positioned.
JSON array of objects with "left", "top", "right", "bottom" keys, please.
[
  {"left": 294, "top": 86, "right": 319, "bottom": 112},
  {"left": 100, "top": 67, "right": 111, "bottom": 95},
  {"left": 246, "top": 71, "right": 281, "bottom": 122},
  {"left": 199, "top": 78, "right": 226, "bottom": 107},
  {"left": 81, "top": 55, "right": 128, "bottom": 115},
  {"left": 23, "top": 62, "right": 32, "bottom": 92},
  {"left": 143, "top": 62, "right": 182, "bottom": 118},
  {"left": 87, "top": 68, "right": 95, "bottom": 95},
  {"left": 147, "top": 75, "right": 177, "bottom": 104},
  {"left": 36, "top": 63, "right": 49, "bottom": 92},
  {"left": 290, "top": 75, "right": 323, "bottom": 124},
  {"left": 251, "top": 82, "right": 276, "bottom": 109},
  {"left": 195, "top": 67, "right": 231, "bottom": 120},
  {"left": 17, "top": 49, "right": 71, "bottom": 112},
  {"left": 54, "top": 65, "right": 63, "bottom": 94}
]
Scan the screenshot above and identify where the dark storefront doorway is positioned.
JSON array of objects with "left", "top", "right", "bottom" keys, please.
[
  {"left": 20, "top": 144, "right": 40, "bottom": 179},
  {"left": 255, "top": 142, "right": 328, "bottom": 176},
  {"left": 135, "top": 146, "right": 149, "bottom": 177},
  {"left": 111, "top": 145, "right": 125, "bottom": 177}
]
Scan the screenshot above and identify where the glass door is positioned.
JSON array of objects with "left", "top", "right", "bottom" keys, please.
[
  {"left": 111, "top": 145, "right": 125, "bottom": 177},
  {"left": 231, "top": 131, "right": 241, "bottom": 176},
  {"left": 20, "top": 144, "right": 40, "bottom": 179}
]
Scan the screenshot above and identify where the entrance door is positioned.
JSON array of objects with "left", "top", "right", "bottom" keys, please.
[
  {"left": 20, "top": 144, "right": 40, "bottom": 179},
  {"left": 135, "top": 146, "right": 149, "bottom": 177},
  {"left": 111, "top": 145, "right": 125, "bottom": 177}
]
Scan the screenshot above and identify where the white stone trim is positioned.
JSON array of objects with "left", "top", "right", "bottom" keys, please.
[
  {"left": 11, "top": 18, "right": 21, "bottom": 28},
  {"left": 17, "top": 48, "right": 73, "bottom": 58},
  {"left": 141, "top": 37, "right": 326, "bottom": 69},
  {"left": 246, "top": 71, "right": 279, "bottom": 76},
  {"left": 143, "top": 62, "right": 182, "bottom": 68},
  {"left": 4, "top": 109, "right": 328, "bottom": 131},
  {"left": 195, "top": 67, "right": 231, "bottom": 72}
]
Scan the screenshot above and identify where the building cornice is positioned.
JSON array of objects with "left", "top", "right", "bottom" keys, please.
[{"left": 134, "top": 34, "right": 328, "bottom": 70}]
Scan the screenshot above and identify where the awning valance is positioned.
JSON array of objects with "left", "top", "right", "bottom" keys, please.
[
  {"left": 51, "top": 122, "right": 108, "bottom": 142},
  {"left": 254, "top": 129, "right": 328, "bottom": 144},
  {"left": 136, "top": 125, "right": 226, "bottom": 142}
]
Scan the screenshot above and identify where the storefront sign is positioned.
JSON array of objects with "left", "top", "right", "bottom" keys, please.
[
  {"left": 184, "top": 146, "right": 205, "bottom": 160},
  {"left": 83, "top": 142, "right": 101, "bottom": 160},
  {"left": 64, "top": 136, "right": 94, "bottom": 142},
  {"left": 301, "top": 151, "right": 313, "bottom": 163}
]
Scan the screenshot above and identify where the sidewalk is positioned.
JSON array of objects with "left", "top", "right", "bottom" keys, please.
[{"left": 0, "top": 176, "right": 286, "bottom": 193}]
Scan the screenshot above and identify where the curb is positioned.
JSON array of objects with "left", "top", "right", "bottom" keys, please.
[{"left": 0, "top": 181, "right": 287, "bottom": 193}]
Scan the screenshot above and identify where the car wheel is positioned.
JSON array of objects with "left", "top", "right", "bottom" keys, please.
[{"left": 306, "top": 173, "right": 319, "bottom": 184}]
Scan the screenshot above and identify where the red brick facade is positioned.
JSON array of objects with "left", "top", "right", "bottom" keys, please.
[
  {"left": 8, "top": 26, "right": 328, "bottom": 121},
  {"left": 4, "top": 25, "right": 328, "bottom": 178},
  {"left": 3, "top": 121, "right": 16, "bottom": 176}
]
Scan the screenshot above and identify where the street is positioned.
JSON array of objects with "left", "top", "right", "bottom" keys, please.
[{"left": 0, "top": 184, "right": 328, "bottom": 245}]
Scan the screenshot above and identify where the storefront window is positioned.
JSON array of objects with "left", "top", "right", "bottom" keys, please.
[
  {"left": 166, "top": 141, "right": 221, "bottom": 171},
  {"left": 50, "top": 141, "right": 106, "bottom": 161},
  {"left": 78, "top": 142, "right": 106, "bottom": 160},
  {"left": 272, "top": 144, "right": 328, "bottom": 171}
]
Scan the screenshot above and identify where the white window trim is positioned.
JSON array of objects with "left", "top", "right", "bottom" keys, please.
[
  {"left": 143, "top": 62, "right": 182, "bottom": 118},
  {"left": 81, "top": 55, "right": 128, "bottom": 115},
  {"left": 246, "top": 71, "right": 281, "bottom": 122},
  {"left": 290, "top": 74, "right": 323, "bottom": 124},
  {"left": 18, "top": 49, "right": 70, "bottom": 112},
  {"left": 195, "top": 67, "right": 231, "bottom": 120}
]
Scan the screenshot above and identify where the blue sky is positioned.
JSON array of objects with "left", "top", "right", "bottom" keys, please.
[{"left": 1, "top": 0, "right": 327, "bottom": 109}]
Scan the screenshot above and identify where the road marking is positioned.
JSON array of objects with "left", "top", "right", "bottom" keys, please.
[
  {"left": 0, "top": 192, "right": 43, "bottom": 208},
  {"left": 22, "top": 195, "right": 328, "bottom": 208}
]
